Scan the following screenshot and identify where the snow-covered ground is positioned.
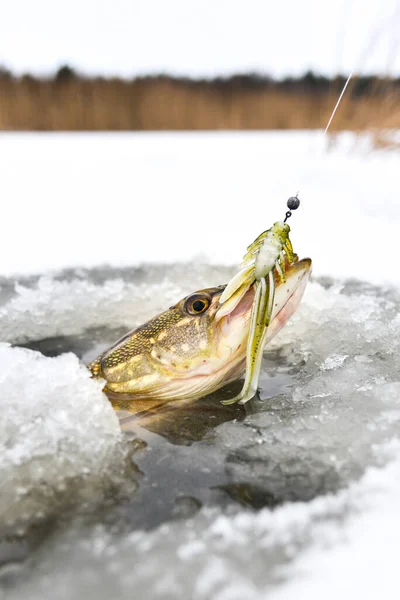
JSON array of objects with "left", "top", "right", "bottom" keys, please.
[
  {"left": 1, "top": 132, "right": 400, "bottom": 600},
  {"left": 1, "top": 131, "right": 399, "bottom": 285}
]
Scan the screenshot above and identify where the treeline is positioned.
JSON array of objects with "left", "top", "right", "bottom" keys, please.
[{"left": 0, "top": 65, "right": 399, "bottom": 131}]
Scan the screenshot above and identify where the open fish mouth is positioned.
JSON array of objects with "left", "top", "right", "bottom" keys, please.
[
  {"left": 174, "top": 257, "right": 313, "bottom": 402},
  {"left": 263, "top": 258, "right": 312, "bottom": 345},
  {"left": 212, "top": 258, "right": 312, "bottom": 391}
]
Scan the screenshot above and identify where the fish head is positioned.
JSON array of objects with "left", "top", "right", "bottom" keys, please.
[{"left": 88, "top": 258, "right": 311, "bottom": 403}]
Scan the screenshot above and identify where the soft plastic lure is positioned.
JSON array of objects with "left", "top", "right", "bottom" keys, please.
[{"left": 218, "top": 197, "right": 300, "bottom": 405}]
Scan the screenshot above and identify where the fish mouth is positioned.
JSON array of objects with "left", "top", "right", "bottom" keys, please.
[
  {"left": 150, "top": 258, "right": 313, "bottom": 400},
  {"left": 263, "top": 257, "right": 312, "bottom": 343},
  {"left": 220, "top": 258, "right": 312, "bottom": 331},
  {"left": 213, "top": 257, "right": 312, "bottom": 379}
]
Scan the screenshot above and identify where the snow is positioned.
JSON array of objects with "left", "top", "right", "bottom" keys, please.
[
  {"left": 1, "top": 131, "right": 400, "bottom": 599},
  {"left": 1, "top": 131, "right": 399, "bottom": 286}
]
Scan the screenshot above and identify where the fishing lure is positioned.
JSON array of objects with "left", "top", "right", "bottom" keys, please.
[{"left": 218, "top": 196, "right": 300, "bottom": 405}]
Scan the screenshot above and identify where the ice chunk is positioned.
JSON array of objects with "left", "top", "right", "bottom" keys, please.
[
  {"left": 320, "top": 353, "right": 348, "bottom": 371},
  {"left": 0, "top": 344, "right": 128, "bottom": 535}
]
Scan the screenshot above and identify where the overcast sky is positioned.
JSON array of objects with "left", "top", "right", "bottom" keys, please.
[{"left": 0, "top": 0, "right": 399, "bottom": 78}]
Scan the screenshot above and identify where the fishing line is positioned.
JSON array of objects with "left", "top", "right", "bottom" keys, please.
[
  {"left": 323, "top": 71, "right": 354, "bottom": 136},
  {"left": 283, "top": 71, "right": 354, "bottom": 221}
]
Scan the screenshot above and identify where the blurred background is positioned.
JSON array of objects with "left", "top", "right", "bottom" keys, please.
[{"left": 0, "top": 0, "right": 399, "bottom": 134}]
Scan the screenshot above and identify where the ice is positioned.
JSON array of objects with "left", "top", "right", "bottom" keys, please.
[
  {"left": 1, "top": 272, "right": 400, "bottom": 598},
  {"left": 320, "top": 353, "right": 348, "bottom": 370},
  {"left": 0, "top": 344, "right": 130, "bottom": 537},
  {"left": 0, "top": 265, "right": 234, "bottom": 348},
  {"left": 4, "top": 443, "right": 400, "bottom": 600}
]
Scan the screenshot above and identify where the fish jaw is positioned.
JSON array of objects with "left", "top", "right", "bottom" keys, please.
[
  {"left": 201, "top": 257, "right": 312, "bottom": 397},
  {"left": 215, "top": 258, "right": 312, "bottom": 355},
  {"left": 263, "top": 258, "right": 312, "bottom": 345}
]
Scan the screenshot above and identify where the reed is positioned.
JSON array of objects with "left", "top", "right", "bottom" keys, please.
[{"left": 0, "top": 71, "right": 399, "bottom": 132}]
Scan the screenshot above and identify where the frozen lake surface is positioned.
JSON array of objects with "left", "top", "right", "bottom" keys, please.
[{"left": 1, "top": 132, "right": 400, "bottom": 599}]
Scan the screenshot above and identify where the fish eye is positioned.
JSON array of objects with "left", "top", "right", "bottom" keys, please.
[{"left": 184, "top": 293, "right": 211, "bottom": 315}]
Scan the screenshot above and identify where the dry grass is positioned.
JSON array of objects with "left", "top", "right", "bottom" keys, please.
[{"left": 0, "top": 73, "right": 399, "bottom": 133}]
